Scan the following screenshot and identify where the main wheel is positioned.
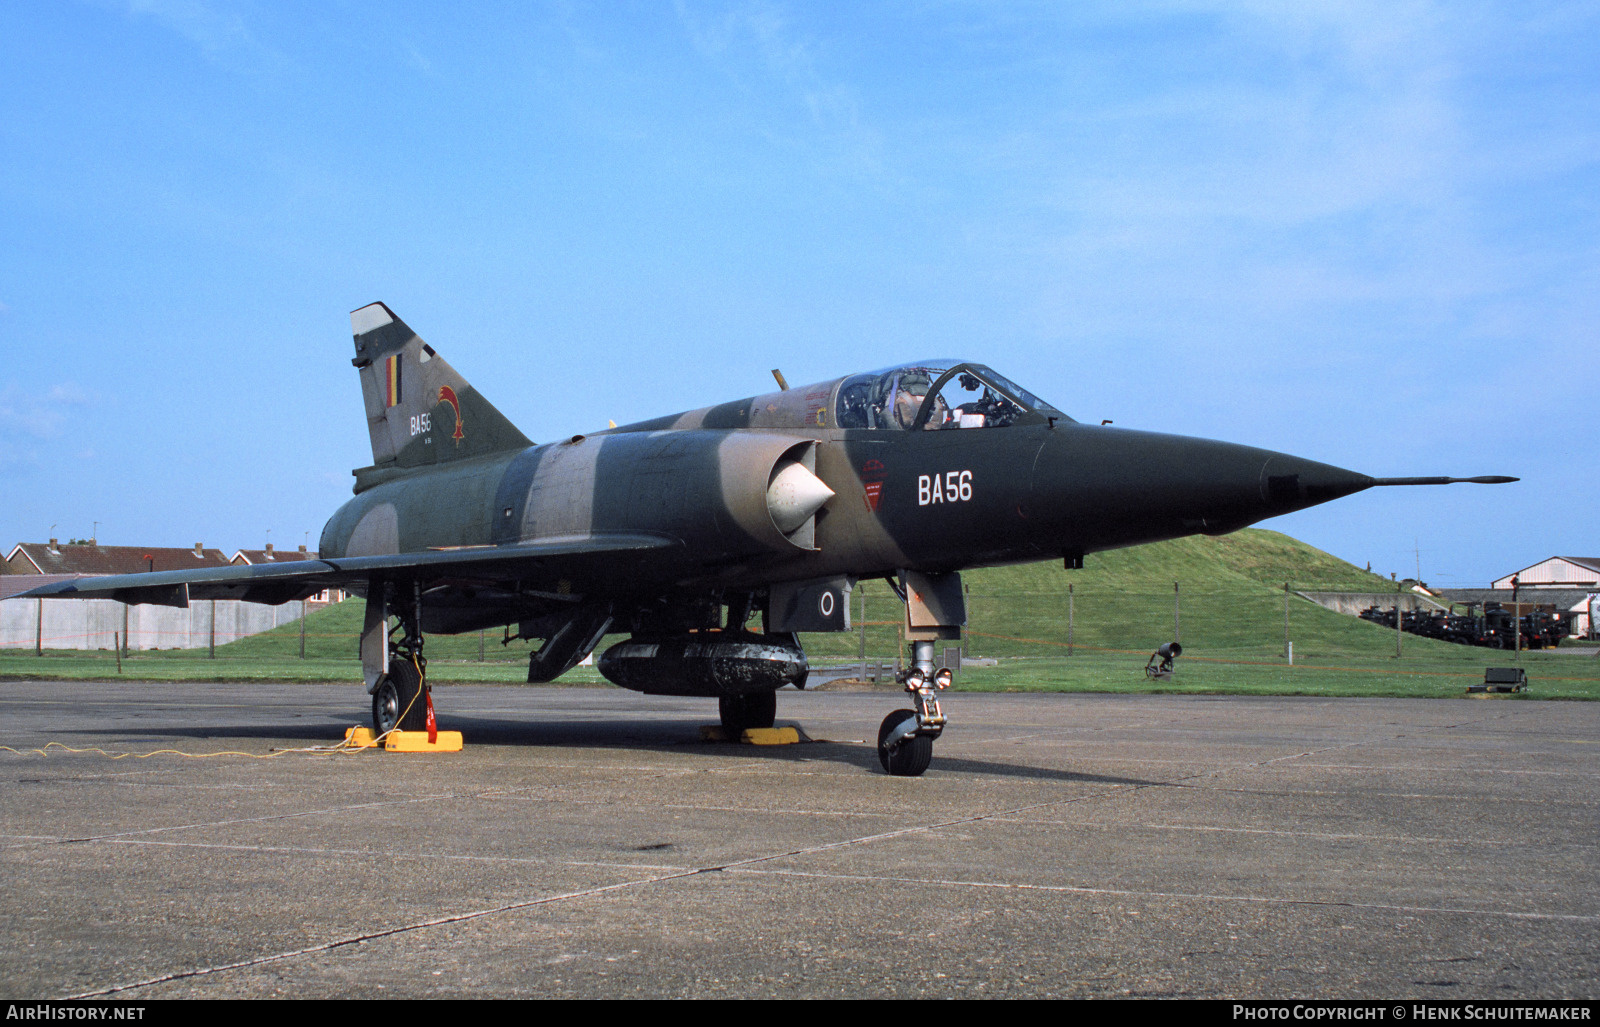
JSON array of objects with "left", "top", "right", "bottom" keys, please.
[
  {"left": 372, "top": 658, "right": 428, "bottom": 734},
  {"left": 877, "top": 709, "right": 933, "bottom": 777},
  {"left": 719, "top": 691, "right": 776, "bottom": 736}
]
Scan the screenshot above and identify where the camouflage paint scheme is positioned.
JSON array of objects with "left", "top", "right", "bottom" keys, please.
[
  {"left": 317, "top": 304, "right": 1382, "bottom": 623},
  {"left": 23, "top": 303, "right": 1513, "bottom": 694}
]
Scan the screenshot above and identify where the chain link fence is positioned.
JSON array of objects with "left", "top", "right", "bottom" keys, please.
[{"left": 0, "top": 581, "right": 1528, "bottom": 679}]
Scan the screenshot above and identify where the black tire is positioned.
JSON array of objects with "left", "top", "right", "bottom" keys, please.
[
  {"left": 371, "top": 659, "right": 428, "bottom": 734},
  {"left": 719, "top": 691, "right": 777, "bottom": 736},
  {"left": 877, "top": 709, "right": 933, "bottom": 777}
]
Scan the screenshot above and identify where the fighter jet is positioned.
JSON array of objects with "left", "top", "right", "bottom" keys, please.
[{"left": 22, "top": 303, "right": 1516, "bottom": 774}]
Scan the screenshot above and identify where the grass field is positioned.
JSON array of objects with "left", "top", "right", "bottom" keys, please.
[{"left": 4, "top": 528, "right": 1596, "bottom": 699}]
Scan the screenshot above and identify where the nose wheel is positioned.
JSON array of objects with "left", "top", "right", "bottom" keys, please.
[
  {"left": 877, "top": 665, "right": 950, "bottom": 776},
  {"left": 877, "top": 709, "right": 933, "bottom": 776}
]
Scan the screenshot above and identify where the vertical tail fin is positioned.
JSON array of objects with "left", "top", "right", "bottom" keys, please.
[{"left": 350, "top": 303, "right": 531, "bottom": 473}]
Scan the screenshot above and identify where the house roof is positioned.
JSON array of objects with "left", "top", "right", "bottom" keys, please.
[
  {"left": 1493, "top": 556, "right": 1600, "bottom": 587},
  {"left": 231, "top": 547, "right": 318, "bottom": 565},
  {"left": 4, "top": 543, "right": 230, "bottom": 576}
]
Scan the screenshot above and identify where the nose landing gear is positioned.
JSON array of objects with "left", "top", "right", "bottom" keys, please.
[
  {"left": 878, "top": 660, "right": 951, "bottom": 777},
  {"left": 877, "top": 570, "right": 964, "bottom": 776}
]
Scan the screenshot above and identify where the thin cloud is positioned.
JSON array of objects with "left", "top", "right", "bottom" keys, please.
[
  {"left": 0, "top": 383, "right": 97, "bottom": 441},
  {"left": 674, "top": 1, "right": 888, "bottom": 180},
  {"left": 119, "top": 0, "right": 291, "bottom": 73}
]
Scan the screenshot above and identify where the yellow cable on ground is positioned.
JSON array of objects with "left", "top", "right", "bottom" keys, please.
[
  {"left": 0, "top": 739, "right": 375, "bottom": 760},
  {"left": 0, "top": 656, "right": 442, "bottom": 761}
]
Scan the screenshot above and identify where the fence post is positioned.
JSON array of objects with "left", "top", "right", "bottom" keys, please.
[
  {"left": 209, "top": 599, "right": 216, "bottom": 659},
  {"left": 1395, "top": 585, "right": 1403, "bottom": 658},
  {"left": 1284, "top": 581, "right": 1291, "bottom": 660},
  {"left": 122, "top": 604, "right": 129, "bottom": 658},
  {"left": 479, "top": 628, "right": 486, "bottom": 662},
  {"left": 299, "top": 600, "right": 307, "bottom": 658},
  {"left": 1067, "top": 584, "right": 1074, "bottom": 657},
  {"left": 114, "top": 632, "right": 122, "bottom": 674},
  {"left": 859, "top": 590, "right": 867, "bottom": 668},
  {"left": 1173, "top": 581, "right": 1181, "bottom": 643},
  {"left": 35, "top": 598, "right": 43, "bottom": 656},
  {"left": 1512, "top": 580, "right": 1521, "bottom": 664}
]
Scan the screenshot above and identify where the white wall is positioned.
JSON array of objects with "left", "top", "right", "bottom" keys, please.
[{"left": 0, "top": 598, "right": 297, "bottom": 651}]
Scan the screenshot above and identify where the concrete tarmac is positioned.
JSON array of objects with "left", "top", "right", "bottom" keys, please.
[{"left": 0, "top": 680, "right": 1595, "bottom": 999}]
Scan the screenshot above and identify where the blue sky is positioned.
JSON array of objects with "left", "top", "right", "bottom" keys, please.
[{"left": 1, "top": 1, "right": 1595, "bottom": 586}]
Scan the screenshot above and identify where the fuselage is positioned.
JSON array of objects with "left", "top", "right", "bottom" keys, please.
[{"left": 319, "top": 362, "right": 1374, "bottom": 610}]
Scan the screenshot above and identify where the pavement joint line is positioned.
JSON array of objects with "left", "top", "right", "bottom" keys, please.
[
  {"left": 51, "top": 794, "right": 457, "bottom": 844},
  {"left": 96, "top": 836, "right": 690, "bottom": 872},
  {"left": 970, "top": 818, "right": 1584, "bottom": 848},
  {"left": 65, "top": 865, "right": 717, "bottom": 999},
  {"left": 26, "top": 692, "right": 1590, "bottom": 996},
  {"left": 638, "top": 741, "right": 1385, "bottom": 875},
  {"left": 691, "top": 784, "right": 1174, "bottom": 873},
  {"left": 63, "top": 781, "right": 1176, "bottom": 998},
  {"left": 1210, "top": 785, "right": 1600, "bottom": 806},
  {"left": 468, "top": 792, "right": 937, "bottom": 819},
  {"left": 1078, "top": 756, "right": 1600, "bottom": 779},
  {"left": 726, "top": 867, "right": 1600, "bottom": 924},
  {"left": 1287, "top": 764, "right": 1600, "bottom": 778}
]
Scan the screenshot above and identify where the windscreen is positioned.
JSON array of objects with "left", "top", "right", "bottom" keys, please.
[{"left": 834, "top": 362, "right": 1068, "bottom": 430}]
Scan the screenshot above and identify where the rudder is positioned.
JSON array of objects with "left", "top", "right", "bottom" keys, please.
[{"left": 350, "top": 302, "right": 531, "bottom": 475}]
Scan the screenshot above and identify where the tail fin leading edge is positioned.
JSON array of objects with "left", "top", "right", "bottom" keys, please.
[{"left": 350, "top": 303, "right": 531, "bottom": 474}]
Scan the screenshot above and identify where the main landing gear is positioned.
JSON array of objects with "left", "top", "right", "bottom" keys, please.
[
  {"left": 366, "top": 579, "right": 434, "bottom": 736},
  {"left": 372, "top": 651, "right": 429, "bottom": 734},
  {"left": 877, "top": 642, "right": 951, "bottom": 777}
]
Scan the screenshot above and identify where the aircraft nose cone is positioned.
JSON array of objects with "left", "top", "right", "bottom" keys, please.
[
  {"left": 1147, "top": 440, "right": 1371, "bottom": 533},
  {"left": 1028, "top": 427, "right": 1375, "bottom": 552},
  {"left": 1257, "top": 453, "right": 1374, "bottom": 516}
]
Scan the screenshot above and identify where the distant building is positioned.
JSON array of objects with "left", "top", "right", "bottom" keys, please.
[
  {"left": 1, "top": 538, "right": 343, "bottom": 651},
  {"left": 2, "top": 539, "right": 294, "bottom": 651},
  {"left": 1491, "top": 557, "right": 1600, "bottom": 590},
  {"left": 1487, "top": 557, "right": 1600, "bottom": 638},
  {"left": 4, "top": 539, "right": 229, "bottom": 576},
  {"left": 230, "top": 544, "right": 343, "bottom": 604}
]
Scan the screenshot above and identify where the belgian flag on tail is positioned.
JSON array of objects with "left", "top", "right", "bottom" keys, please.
[{"left": 384, "top": 354, "right": 402, "bottom": 408}]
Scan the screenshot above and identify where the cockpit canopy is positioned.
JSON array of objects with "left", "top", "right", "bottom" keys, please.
[{"left": 834, "top": 361, "right": 1069, "bottom": 431}]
